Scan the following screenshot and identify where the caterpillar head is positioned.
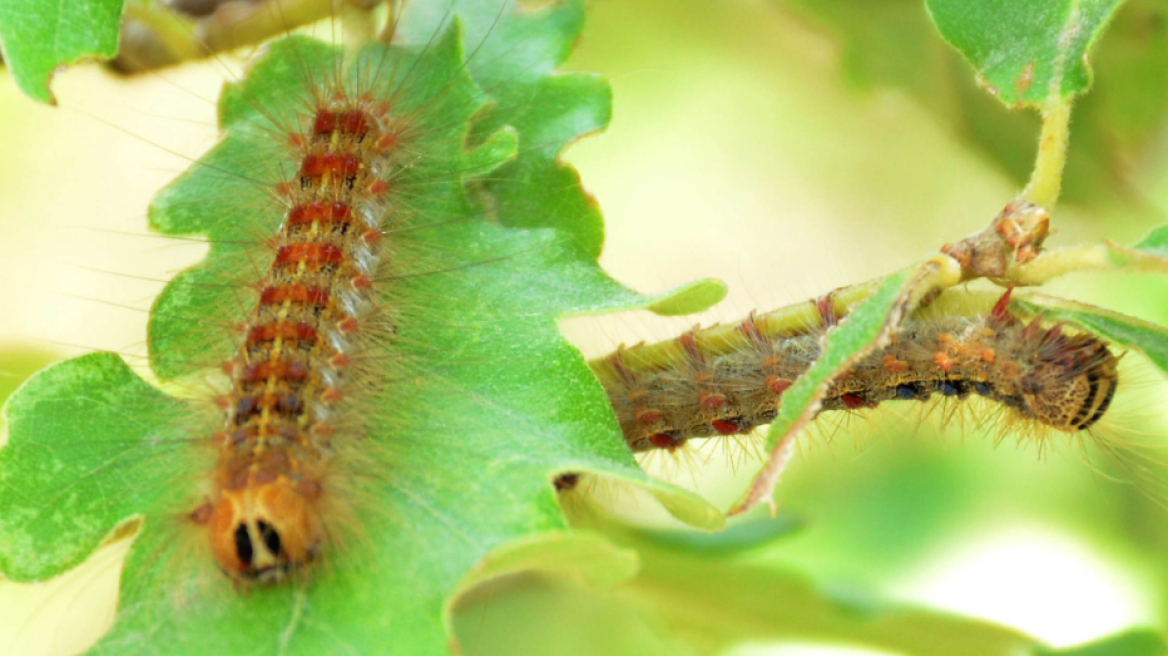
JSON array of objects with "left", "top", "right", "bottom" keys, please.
[
  {"left": 1022, "top": 331, "right": 1119, "bottom": 432},
  {"left": 203, "top": 479, "right": 323, "bottom": 584}
]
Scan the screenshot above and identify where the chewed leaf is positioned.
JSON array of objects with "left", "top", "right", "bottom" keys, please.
[
  {"left": 925, "top": 0, "right": 1125, "bottom": 107},
  {"left": 0, "top": 353, "right": 192, "bottom": 580},
  {"left": 0, "top": 0, "right": 124, "bottom": 104},
  {"left": 0, "top": 2, "right": 720, "bottom": 655}
]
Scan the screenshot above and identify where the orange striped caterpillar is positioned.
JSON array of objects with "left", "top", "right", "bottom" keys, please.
[{"left": 189, "top": 98, "right": 399, "bottom": 583}]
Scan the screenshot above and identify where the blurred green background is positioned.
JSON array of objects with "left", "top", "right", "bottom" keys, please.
[{"left": 3, "top": 0, "right": 1168, "bottom": 654}]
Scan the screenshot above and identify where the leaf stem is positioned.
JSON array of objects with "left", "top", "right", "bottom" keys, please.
[
  {"left": 1021, "top": 97, "right": 1073, "bottom": 208},
  {"left": 590, "top": 256, "right": 961, "bottom": 381}
]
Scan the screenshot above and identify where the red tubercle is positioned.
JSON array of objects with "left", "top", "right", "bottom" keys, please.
[
  {"left": 275, "top": 243, "right": 344, "bottom": 267},
  {"left": 351, "top": 274, "right": 373, "bottom": 290},
  {"left": 288, "top": 133, "right": 306, "bottom": 149},
  {"left": 330, "top": 353, "right": 350, "bottom": 369},
  {"left": 648, "top": 433, "right": 683, "bottom": 451},
  {"left": 679, "top": 331, "right": 701, "bottom": 360},
  {"left": 980, "top": 347, "right": 996, "bottom": 364},
  {"left": 287, "top": 201, "right": 354, "bottom": 228},
  {"left": 882, "top": 354, "right": 907, "bottom": 373},
  {"left": 840, "top": 393, "right": 867, "bottom": 410},
  {"left": 314, "top": 110, "right": 337, "bottom": 136},
  {"left": 340, "top": 111, "right": 369, "bottom": 137},
  {"left": 300, "top": 152, "right": 362, "bottom": 180},
  {"left": 337, "top": 317, "right": 361, "bottom": 333},
  {"left": 710, "top": 419, "right": 740, "bottom": 435},
  {"left": 240, "top": 361, "right": 310, "bottom": 383},
  {"left": 313, "top": 109, "right": 372, "bottom": 138},
  {"left": 246, "top": 322, "right": 319, "bottom": 347},
  {"left": 766, "top": 375, "right": 791, "bottom": 395},
  {"left": 635, "top": 408, "right": 662, "bottom": 425},
  {"left": 260, "top": 285, "right": 330, "bottom": 307},
  {"left": 221, "top": 360, "right": 235, "bottom": 376},
  {"left": 362, "top": 228, "right": 383, "bottom": 245},
  {"left": 699, "top": 392, "right": 726, "bottom": 409},
  {"left": 737, "top": 312, "right": 764, "bottom": 341},
  {"left": 376, "top": 132, "right": 400, "bottom": 152},
  {"left": 320, "top": 388, "right": 343, "bottom": 405},
  {"left": 214, "top": 395, "right": 232, "bottom": 410},
  {"left": 368, "top": 179, "right": 390, "bottom": 196}
]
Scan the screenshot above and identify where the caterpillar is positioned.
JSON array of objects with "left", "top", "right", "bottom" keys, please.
[
  {"left": 186, "top": 96, "right": 398, "bottom": 582},
  {"left": 593, "top": 290, "right": 1119, "bottom": 455}
]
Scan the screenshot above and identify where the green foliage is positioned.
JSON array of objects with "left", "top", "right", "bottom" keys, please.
[
  {"left": 925, "top": 0, "right": 1124, "bottom": 106},
  {"left": 1, "top": 0, "right": 1168, "bottom": 654},
  {"left": 780, "top": 0, "right": 1168, "bottom": 211},
  {"left": 0, "top": 0, "right": 124, "bottom": 103},
  {"left": 0, "top": 3, "right": 723, "bottom": 653}
]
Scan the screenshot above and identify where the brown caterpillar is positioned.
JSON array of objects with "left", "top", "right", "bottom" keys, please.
[
  {"left": 186, "top": 98, "right": 400, "bottom": 583},
  {"left": 593, "top": 292, "right": 1119, "bottom": 454}
]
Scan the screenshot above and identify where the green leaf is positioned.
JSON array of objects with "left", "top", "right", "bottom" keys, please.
[
  {"left": 0, "top": 3, "right": 723, "bottom": 655},
  {"left": 1131, "top": 224, "right": 1168, "bottom": 259},
  {"left": 629, "top": 516, "right": 802, "bottom": 556},
  {"left": 925, "top": 0, "right": 1125, "bottom": 107},
  {"left": 1039, "top": 630, "right": 1168, "bottom": 656},
  {"left": 400, "top": 0, "right": 610, "bottom": 259},
  {"left": 589, "top": 521, "right": 1160, "bottom": 656},
  {"left": 779, "top": 0, "right": 1168, "bottom": 211},
  {"left": 1013, "top": 296, "right": 1168, "bottom": 375},
  {"left": 0, "top": 0, "right": 125, "bottom": 104},
  {"left": 733, "top": 265, "right": 931, "bottom": 513}
]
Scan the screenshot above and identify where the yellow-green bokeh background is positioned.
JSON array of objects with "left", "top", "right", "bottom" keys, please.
[{"left": 3, "top": 0, "right": 1168, "bottom": 654}]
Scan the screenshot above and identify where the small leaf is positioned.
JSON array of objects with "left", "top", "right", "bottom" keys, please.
[
  {"left": 1131, "top": 224, "right": 1168, "bottom": 259},
  {"left": 0, "top": 0, "right": 125, "bottom": 103},
  {"left": 732, "top": 263, "right": 939, "bottom": 514},
  {"left": 925, "top": 0, "right": 1125, "bottom": 107},
  {"left": 1013, "top": 296, "right": 1168, "bottom": 375}
]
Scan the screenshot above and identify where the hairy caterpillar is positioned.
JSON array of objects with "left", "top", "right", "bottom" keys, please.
[
  {"left": 188, "top": 94, "right": 399, "bottom": 582},
  {"left": 594, "top": 290, "right": 1118, "bottom": 454},
  {"left": 0, "top": 1, "right": 654, "bottom": 653},
  {"left": 2, "top": 1, "right": 1166, "bottom": 655}
]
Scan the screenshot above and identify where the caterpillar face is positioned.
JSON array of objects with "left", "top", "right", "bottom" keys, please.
[{"left": 205, "top": 481, "right": 322, "bottom": 584}]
